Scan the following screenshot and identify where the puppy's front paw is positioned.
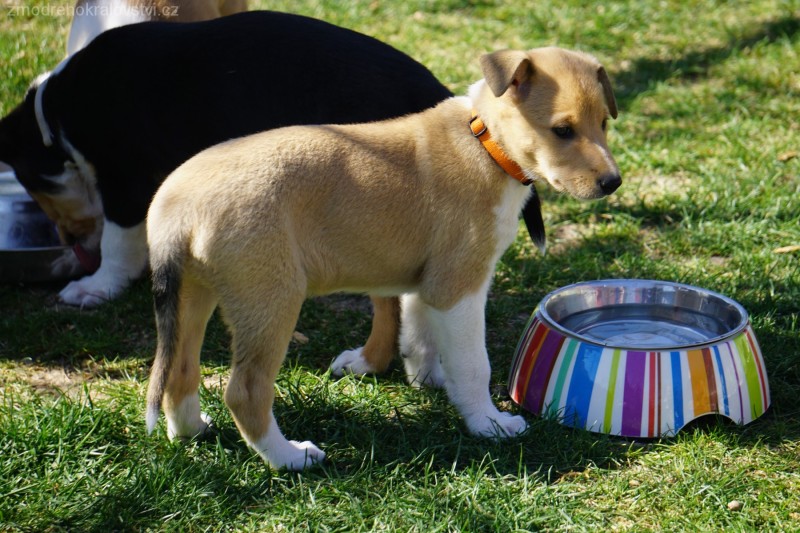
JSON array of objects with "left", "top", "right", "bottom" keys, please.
[
  {"left": 467, "top": 410, "right": 528, "bottom": 439},
  {"left": 330, "top": 347, "right": 377, "bottom": 377},
  {"left": 50, "top": 249, "right": 86, "bottom": 279},
  {"left": 59, "top": 274, "right": 124, "bottom": 307},
  {"left": 269, "top": 440, "right": 326, "bottom": 471}
]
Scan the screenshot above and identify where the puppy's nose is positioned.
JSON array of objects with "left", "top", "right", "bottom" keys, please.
[{"left": 598, "top": 173, "right": 622, "bottom": 195}]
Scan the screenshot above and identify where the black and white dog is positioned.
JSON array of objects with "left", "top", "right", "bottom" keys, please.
[
  {"left": 66, "top": 0, "right": 248, "bottom": 55},
  {"left": 0, "top": 11, "right": 451, "bottom": 307}
]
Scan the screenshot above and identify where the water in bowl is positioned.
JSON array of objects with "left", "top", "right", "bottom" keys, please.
[{"left": 558, "top": 303, "right": 731, "bottom": 349}]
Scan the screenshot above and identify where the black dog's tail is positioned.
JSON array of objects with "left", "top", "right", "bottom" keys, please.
[{"left": 145, "top": 246, "right": 184, "bottom": 434}]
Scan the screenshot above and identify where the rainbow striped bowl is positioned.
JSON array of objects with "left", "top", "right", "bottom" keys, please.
[{"left": 508, "top": 280, "right": 770, "bottom": 438}]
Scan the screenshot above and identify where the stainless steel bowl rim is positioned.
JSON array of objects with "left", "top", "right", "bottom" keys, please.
[
  {"left": 0, "top": 246, "right": 70, "bottom": 253},
  {"left": 536, "top": 279, "right": 750, "bottom": 350}
]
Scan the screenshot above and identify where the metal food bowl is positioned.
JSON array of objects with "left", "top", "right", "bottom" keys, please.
[
  {"left": 0, "top": 167, "right": 73, "bottom": 282},
  {"left": 508, "top": 279, "right": 770, "bottom": 437}
]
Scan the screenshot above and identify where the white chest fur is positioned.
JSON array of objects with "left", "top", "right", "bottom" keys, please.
[{"left": 492, "top": 181, "right": 532, "bottom": 262}]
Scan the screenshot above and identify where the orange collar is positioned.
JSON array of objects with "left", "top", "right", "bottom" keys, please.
[{"left": 469, "top": 112, "right": 533, "bottom": 186}]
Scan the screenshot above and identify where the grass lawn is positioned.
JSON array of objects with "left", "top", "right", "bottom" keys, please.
[{"left": 1, "top": 0, "right": 799, "bottom": 531}]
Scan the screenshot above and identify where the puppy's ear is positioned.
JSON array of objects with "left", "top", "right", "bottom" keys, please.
[
  {"left": 597, "top": 66, "right": 618, "bottom": 119},
  {"left": 480, "top": 50, "right": 533, "bottom": 98}
]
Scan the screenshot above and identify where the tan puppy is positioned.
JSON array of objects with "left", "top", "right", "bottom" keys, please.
[{"left": 145, "top": 47, "right": 621, "bottom": 470}]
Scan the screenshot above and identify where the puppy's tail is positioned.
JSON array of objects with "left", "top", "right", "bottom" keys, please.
[{"left": 145, "top": 247, "right": 184, "bottom": 435}]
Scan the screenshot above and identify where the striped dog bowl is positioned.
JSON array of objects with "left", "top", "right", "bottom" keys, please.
[{"left": 508, "top": 280, "right": 770, "bottom": 437}]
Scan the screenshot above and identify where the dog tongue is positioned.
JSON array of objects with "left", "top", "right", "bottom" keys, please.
[{"left": 73, "top": 243, "right": 101, "bottom": 273}]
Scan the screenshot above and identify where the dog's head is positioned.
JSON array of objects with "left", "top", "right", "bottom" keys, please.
[
  {"left": 476, "top": 47, "right": 621, "bottom": 200},
  {"left": 0, "top": 85, "right": 102, "bottom": 248}
]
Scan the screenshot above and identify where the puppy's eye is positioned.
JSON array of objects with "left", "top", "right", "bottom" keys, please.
[
  {"left": 601, "top": 119, "right": 608, "bottom": 131},
  {"left": 552, "top": 126, "right": 574, "bottom": 139}
]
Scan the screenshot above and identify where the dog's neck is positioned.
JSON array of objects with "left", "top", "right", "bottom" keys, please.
[
  {"left": 467, "top": 84, "right": 547, "bottom": 254},
  {"left": 468, "top": 112, "right": 532, "bottom": 186}
]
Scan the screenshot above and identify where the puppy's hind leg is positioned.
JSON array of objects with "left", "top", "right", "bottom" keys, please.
[
  {"left": 330, "top": 296, "right": 399, "bottom": 376},
  {"left": 163, "top": 278, "right": 218, "bottom": 439},
  {"left": 399, "top": 293, "right": 446, "bottom": 388},
  {"left": 222, "top": 288, "right": 325, "bottom": 471},
  {"left": 427, "top": 291, "right": 528, "bottom": 439},
  {"left": 146, "top": 272, "right": 218, "bottom": 440}
]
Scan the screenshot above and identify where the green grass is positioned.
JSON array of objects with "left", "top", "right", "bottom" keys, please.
[{"left": 1, "top": 0, "right": 800, "bottom": 531}]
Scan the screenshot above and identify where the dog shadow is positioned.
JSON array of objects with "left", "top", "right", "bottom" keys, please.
[{"left": 191, "top": 376, "right": 643, "bottom": 481}]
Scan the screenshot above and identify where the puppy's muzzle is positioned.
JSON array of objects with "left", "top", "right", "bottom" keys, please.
[{"left": 598, "top": 173, "right": 622, "bottom": 195}]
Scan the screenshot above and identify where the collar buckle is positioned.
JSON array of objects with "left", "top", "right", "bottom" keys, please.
[{"left": 469, "top": 115, "right": 487, "bottom": 138}]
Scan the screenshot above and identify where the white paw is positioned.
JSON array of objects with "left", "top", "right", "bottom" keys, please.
[
  {"left": 57, "top": 220, "right": 147, "bottom": 306},
  {"left": 253, "top": 415, "right": 326, "bottom": 471},
  {"left": 466, "top": 409, "right": 528, "bottom": 439},
  {"left": 166, "top": 411, "right": 212, "bottom": 441},
  {"left": 330, "top": 347, "right": 377, "bottom": 377},
  {"left": 58, "top": 274, "right": 124, "bottom": 307},
  {"left": 269, "top": 440, "right": 326, "bottom": 471},
  {"left": 403, "top": 355, "right": 446, "bottom": 388}
]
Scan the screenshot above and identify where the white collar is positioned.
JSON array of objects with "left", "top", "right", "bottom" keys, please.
[
  {"left": 32, "top": 58, "right": 71, "bottom": 148},
  {"left": 33, "top": 72, "right": 55, "bottom": 147}
]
